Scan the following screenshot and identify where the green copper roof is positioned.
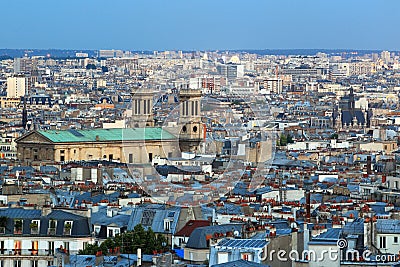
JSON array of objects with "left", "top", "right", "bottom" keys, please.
[{"left": 38, "top": 128, "right": 176, "bottom": 143}]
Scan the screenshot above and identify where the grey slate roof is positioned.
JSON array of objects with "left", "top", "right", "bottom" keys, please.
[{"left": 341, "top": 110, "right": 366, "bottom": 125}]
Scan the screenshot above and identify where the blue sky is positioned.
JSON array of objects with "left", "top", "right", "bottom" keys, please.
[{"left": 1, "top": 0, "right": 398, "bottom": 50}]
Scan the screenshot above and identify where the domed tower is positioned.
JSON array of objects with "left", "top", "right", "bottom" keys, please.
[
  {"left": 130, "top": 87, "right": 154, "bottom": 128},
  {"left": 178, "top": 86, "right": 204, "bottom": 152}
]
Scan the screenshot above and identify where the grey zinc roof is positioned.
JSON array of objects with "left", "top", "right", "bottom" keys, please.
[
  {"left": 67, "top": 255, "right": 96, "bottom": 267},
  {"left": 212, "top": 259, "right": 270, "bottom": 267},
  {"left": 0, "top": 208, "right": 91, "bottom": 237},
  {"left": 217, "top": 239, "right": 268, "bottom": 249},
  {"left": 216, "top": 203, "right": 243, "bottom": 215},
  {"left": 72, "top": 192, "right": 120, "bottom": 207},
  {"left": 47, "top": 209, "right": 86, "bottom": 220},
  {"left": 0, "top": 208, "right": 42, "bottom": 219},
  {"left": 370, "top": 202, "right": 388, "bottom": 215},
  {"left": 342, "top": 218, "right": 364, "bottom": 235},
  {"left": 186, "top": 224, "right": 243, "bottom": 249},
  {"left": 312, "top": 228, "right": 341, "bottom": 242},
  {"left": 46, "top": 210, "right": 91, "bottom": 237},
  {"left": 127, "top": 204, "right": 181, "bottom": 234},
  {"left": 91, "top": 206, "right": 130, "bottom": 228},
  {"left": 376, "top": 219, "right": 400, "bottom": 234}
]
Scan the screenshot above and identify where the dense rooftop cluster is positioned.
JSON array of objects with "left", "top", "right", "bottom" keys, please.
[{"left": 0, "top": 49, "right": 399, "bottom": 266}]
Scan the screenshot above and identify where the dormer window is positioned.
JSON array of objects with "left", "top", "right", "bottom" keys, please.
[
  {"left": 30, "top": 220, "right": 40, "bottom": 235},
  {"left": 107, "top": 227, "right": 120, "bottom": 238},
  {"left": 94, "top": 225, "right": 101, "bottom": 237},
  {"left": 48, "top": 219, "right": 57, "bottom": 235},
  {"left": 164, "top": 219, "right": 171, "bottom": 232},
  {"left": 14, "top": 219, "right": 23, "bottom": 234},
  {"left": 0, "top": 216, "right": 7, "bottom": 234},
  {"left": 64, "top": 221, "right": 72, "bottom": 235}
]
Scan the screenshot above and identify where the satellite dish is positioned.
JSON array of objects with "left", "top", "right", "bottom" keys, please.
[{"left": 234, "top": 230, "right": 240, "bottom": 237}]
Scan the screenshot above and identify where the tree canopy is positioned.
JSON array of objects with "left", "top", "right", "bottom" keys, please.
[
  {"left": 277, "top": 133, "right": 294, "bottom": 146},
  {"left": 79, "top": 224, "right": 168, "bottom": 255}
]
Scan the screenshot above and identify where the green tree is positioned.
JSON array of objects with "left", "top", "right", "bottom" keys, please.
[
  {"left": 280, "top": 134, "right": 288, "bottom": 146},
  {"left": 132, "top": 224, "right": 147, "bottom": 252},
  {"left": 78, "top": 224, "right": 169, "bottom": 255},
  {"left": 78, "top": 243, "right": 100, "bottom": 255},
  {"left": 99, "top": 237, "right": 116, "bottom": 254},
  {"left": 144, "top": 228, "right": 157, "bottom": 254},
  {"left": 155, "top": 234, "right": 167, "bottom": 251}
]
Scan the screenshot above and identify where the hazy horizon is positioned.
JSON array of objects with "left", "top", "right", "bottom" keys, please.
[{"left": 1, "top": 0, "right": 399, "bottom": 51}]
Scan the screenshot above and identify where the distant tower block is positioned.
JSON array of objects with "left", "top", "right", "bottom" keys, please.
[
  {"left": 178, "top": 87, "right": 204, "bottom": 152},
  {"left": 131, "top": 87, "right": 154, "bottom": 128}
]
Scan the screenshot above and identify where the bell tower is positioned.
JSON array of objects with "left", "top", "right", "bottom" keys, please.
[
  {"left": 178, "top": 86, "right": 204, "bottom": 152},
  {"left": 130, "top": 87, "right": 154, "bottom": 128}
]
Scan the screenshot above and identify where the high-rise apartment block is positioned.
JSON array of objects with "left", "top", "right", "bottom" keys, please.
[
  {"left": 217, "top": 63, "right": 244, "bottom": 79},
  {"left": 264, "top": 78, "right": 283, "bottom": 94},
  {"left": 7, "top": 76, "right": 26, "bottom": 98},
  {"left": 381, "top": 50, "right": 391, "bottom": 64},
  {"left": 13, "top": 58, "right": 37, "bottom": 74}
]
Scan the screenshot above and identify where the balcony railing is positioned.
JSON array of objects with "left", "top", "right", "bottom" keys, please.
[
  {"left": 48, "top": 228, "right": 56, "bottom": 235},
  {"left": 0, "top": 249, "right": 78, "bottom": 259},
  {"left": 63, "top": 228, "right": 71, "bottom": 236},
  {"left": 13, "top": 229, "right": 22, "bottom": 235}
]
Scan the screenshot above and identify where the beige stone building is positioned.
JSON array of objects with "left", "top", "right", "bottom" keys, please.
[
  {"left": 15, "top": 128, "right": 180, "bottom": 164},
  {"left": 0, "top": 97, "right": 20, "bottom": 108},
  {"left": 16, "top": 87, "right": 208, "bottom": 165},
  {"left": 353, "top": 140, "right": 397, "bottom": 154}
]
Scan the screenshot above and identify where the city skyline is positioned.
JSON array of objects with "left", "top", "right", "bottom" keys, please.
[
  {"left": 1, "top": 11, "right": 400, "bottom": 266},
  {"left": 1, "top": 0, "right": 399, "bottom": 51}
]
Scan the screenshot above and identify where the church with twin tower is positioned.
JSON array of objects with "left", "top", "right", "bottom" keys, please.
[
  {"left": 16, "top": 86, "right": 205, "bottom": 164},
  {"left": 130, "top": 85, "right": 204, "bottom": 153}
]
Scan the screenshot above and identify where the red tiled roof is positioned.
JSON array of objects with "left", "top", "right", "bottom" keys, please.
[{"left": 175, "top": 220, "right": 211, "bottom": 237}]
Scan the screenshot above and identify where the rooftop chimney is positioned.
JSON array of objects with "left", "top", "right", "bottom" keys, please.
[
  {"left": 367, "top": 156, "right": 372, "bottom": 175},
  {"left": 303, "top": 179, "right": 313, "bottom": 223}
]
